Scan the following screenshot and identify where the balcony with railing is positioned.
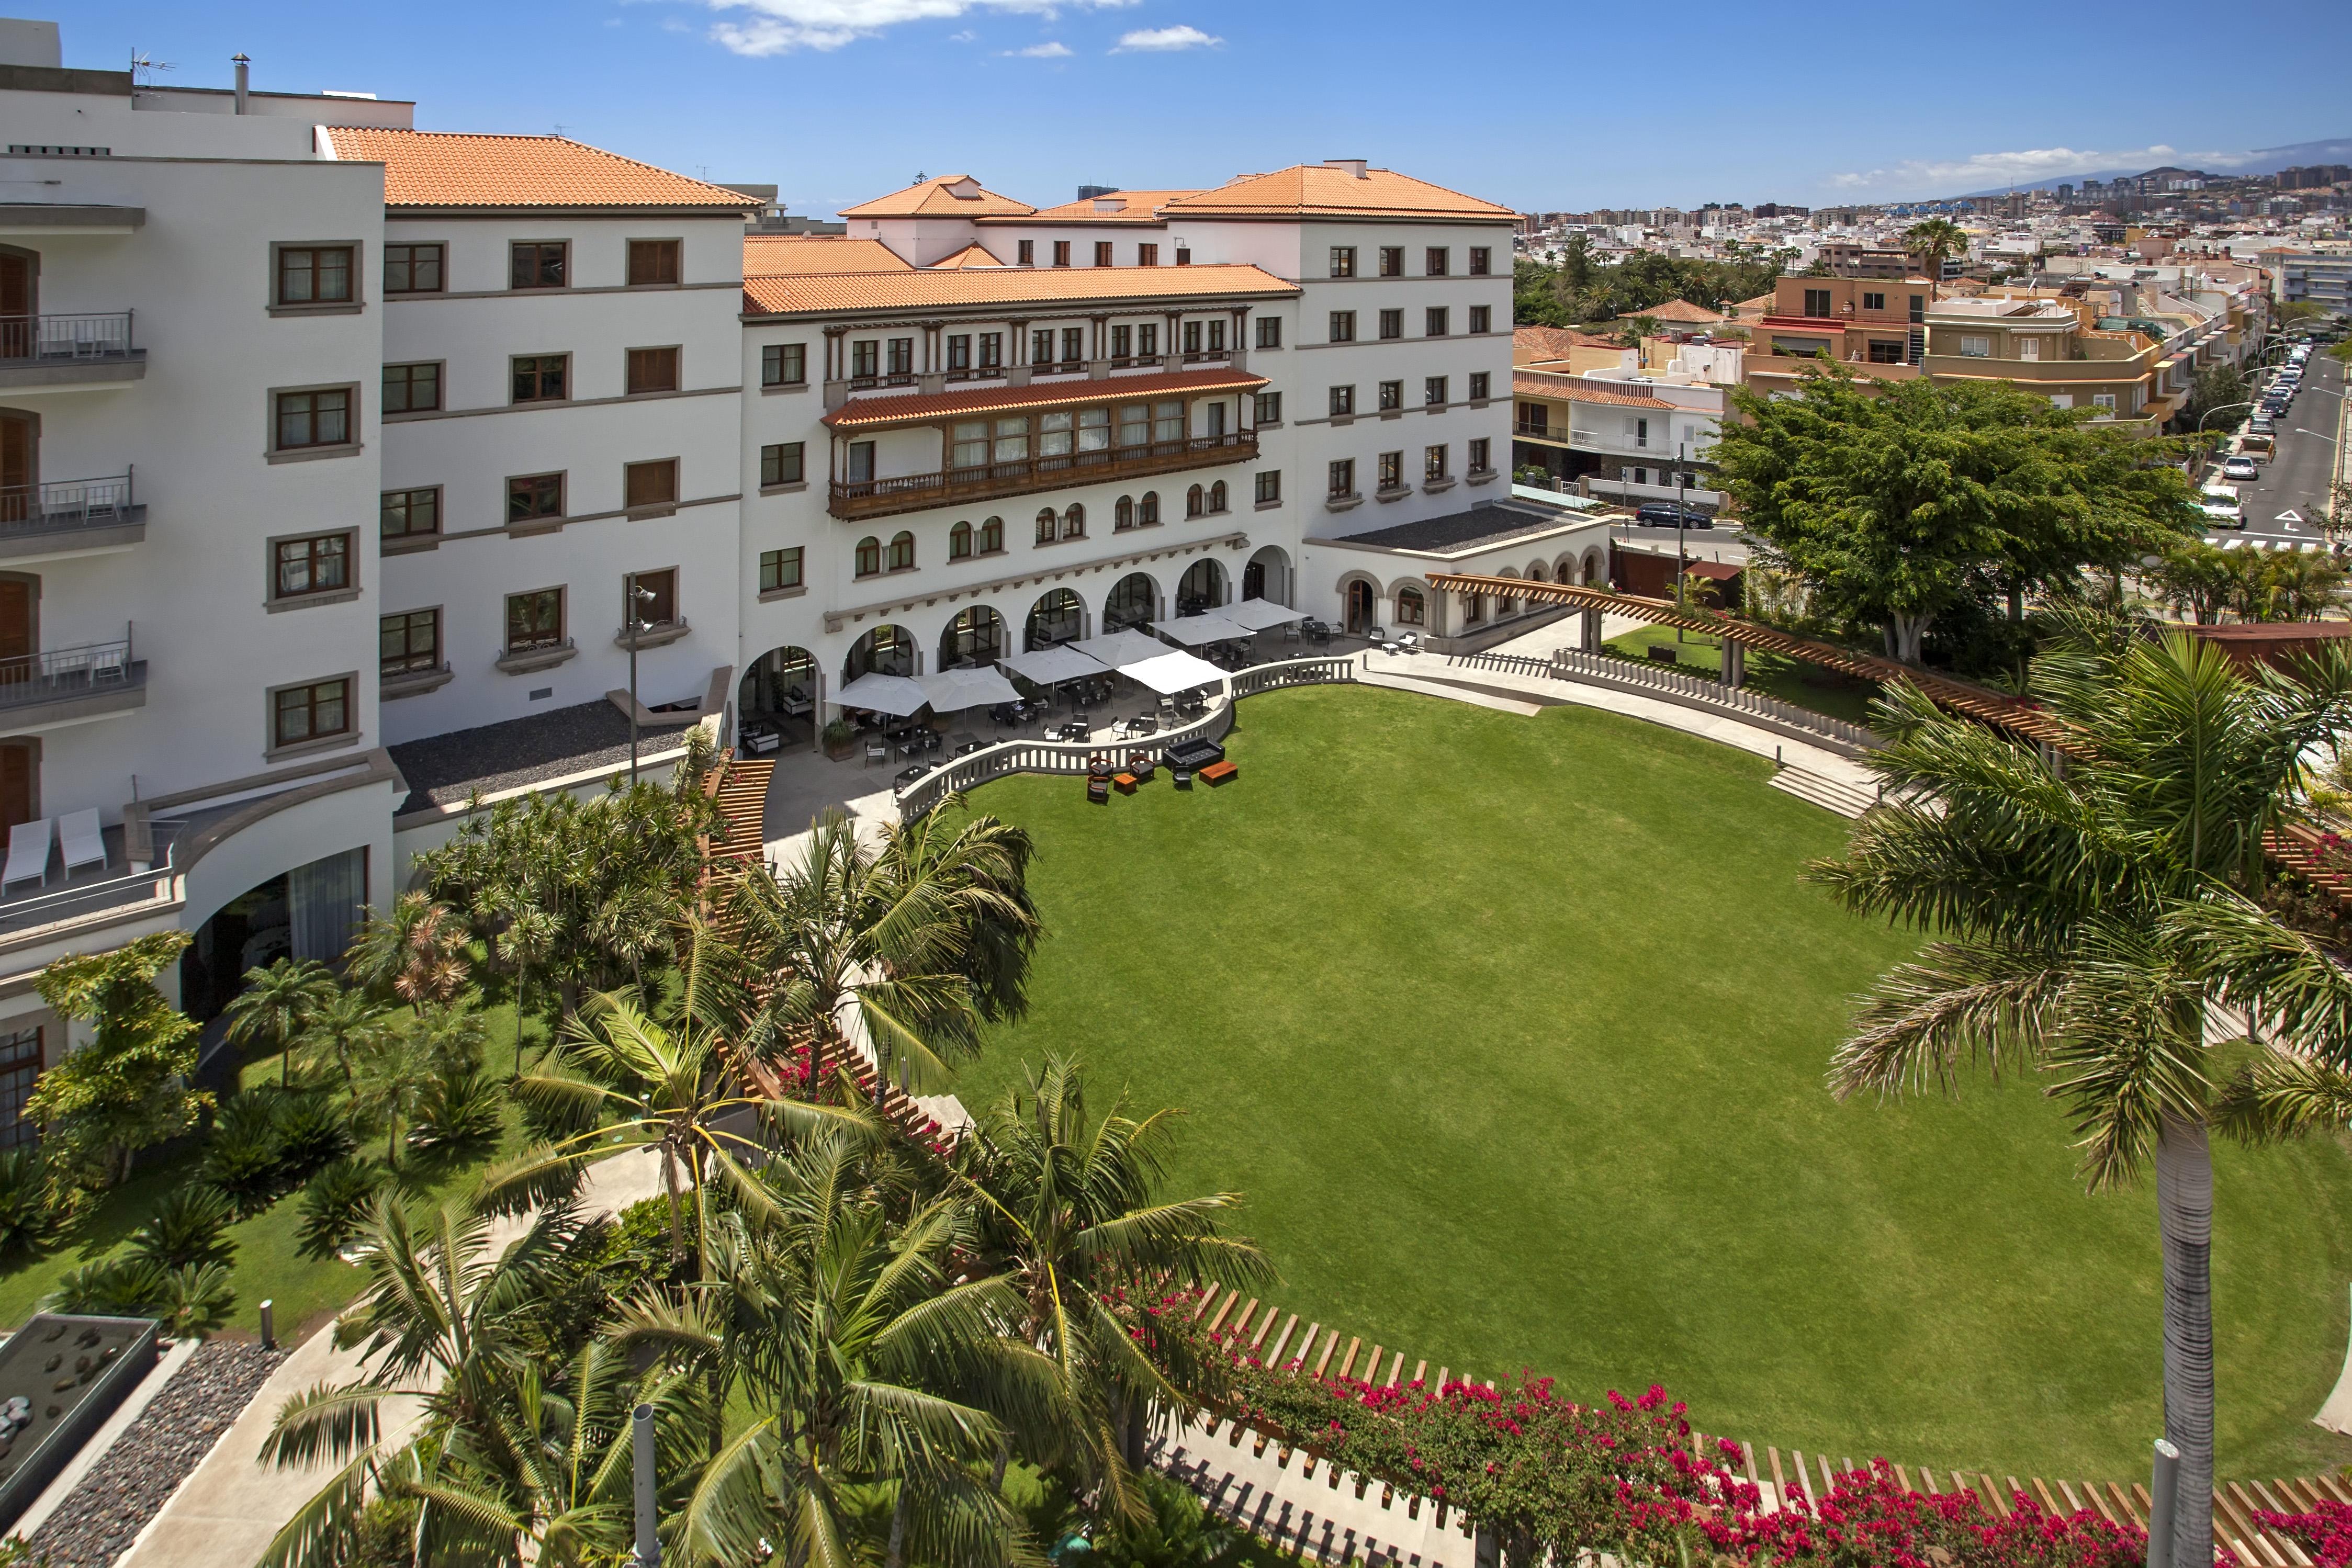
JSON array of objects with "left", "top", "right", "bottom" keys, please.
[
  {"left": 830, "top": 432, "right": 1258, "bottom": 522},
  {"left": 0, "top": 312, "right": 145, "bottom": 390},
  {"left": 0, "top": 627, "right": 148, "bottom": 732},
  {"left": 0, "top": 471, "right": 146, "bottom": 559}
]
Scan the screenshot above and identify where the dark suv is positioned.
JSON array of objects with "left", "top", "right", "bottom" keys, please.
[{"left": 1635, "top": 502, "right": 1713, "bottom": 529}]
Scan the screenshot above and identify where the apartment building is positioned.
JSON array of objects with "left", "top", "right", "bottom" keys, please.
[{"left": 2260, "top": 246, "right": 2352, "bottom": 317}]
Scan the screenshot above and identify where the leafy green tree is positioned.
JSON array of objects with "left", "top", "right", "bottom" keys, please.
[
  {"left": 1811, "top": 617, "right": 2352, "bottom": 1565},
  {"left": 29, "top": 932, "right": 209, "bottom": 1187},
  {"left": 223, "top": 957, "right": 337, "bottom": 1089}
]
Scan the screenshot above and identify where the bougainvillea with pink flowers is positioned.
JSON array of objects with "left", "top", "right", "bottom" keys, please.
[{"left": 2256, "top": 1499, "right": 2352, "bottom": 1566}]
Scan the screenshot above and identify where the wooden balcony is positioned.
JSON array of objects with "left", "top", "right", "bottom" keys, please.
[{"left": 828, "top": 432, "right": 1258, "bottom": 522}]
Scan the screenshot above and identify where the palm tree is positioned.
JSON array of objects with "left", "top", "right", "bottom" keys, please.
[
  {"left": 345, "top": 893, "right": 471, "bottom": 1012},
  {"left": 1904, "top": 216, "right": 1967, "bottom": 278},
  {"left": 223, "top": 957, "right": 337, "bottom": 1088},
  {"left": 296, "top": 986, "right": 391, "bottom": 1089},
  {"left": 960, "top": 1055, "right": 1273, "bottom": 1515},
  {"left": 495, "top": 903, "right": 560, "bottom": 1074},
  {"left": 350, "top": 1005, "right": 481, "bottom": 1166},
  {"left": 1811, "top": 615, "right": 2352, "bottom": 1565},
  {"left": 870, "top": 805, "right": 1043, "bottom": 1024}
]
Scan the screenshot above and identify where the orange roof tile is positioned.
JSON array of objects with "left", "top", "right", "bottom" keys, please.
[
  {"left": 326, "top": 126, "right": 759, "bottom": 211},
  {"left": 742, "top": 235, "right": 914, "bottom": 274},
  {"left": 1632, "top": 298, "right": 1726, "bottom": 323},
  {"left": 1162, "top": 164, "right": 1513, "bottom": 221},
  {"left": 742, "top": 263, "right": 1298, "bottom": 317},
  {"left": 1511, "top": 373, "right": 1675, "bottom": 410},
  {"left": 1514, "top": 325, "right": 1623, "bottom": 359},
  {"left": 929, "top": 242, "right": 1013, "bottom": 270},
  {"left": 837, "top": 174, "right": 1036, "bottom": 219},
  {"left": 824, "top": 367, "right": 1268, "bottom": 430},
  {"left": 993, "top": 189, "right": 1205, "bottom": 225}
]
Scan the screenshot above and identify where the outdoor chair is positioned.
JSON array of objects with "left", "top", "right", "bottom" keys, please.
[
  {"left": 3, "top": 818, "right": 50, "bottom": 890},
  {"left": 1086, "top": 777, "right": 1110, "bottom": 805},
  {"left": 1283, "top": 623, "right": 1301, "bottom": 644},
  {"left": 1172, "top": 768, "right": 1192, "bottom": 790},
  {"left": 1397, "top": 632, "right": 1421, "bottom": 655},
  {"left": 865, "top": 742, "right": 888, "bottom": 767},
  {"left": 1366, "top": 626, "right": 1386, "bottom": 645},
  {"left": 59, "top": 809, "right": 105, "bottom": 876}
]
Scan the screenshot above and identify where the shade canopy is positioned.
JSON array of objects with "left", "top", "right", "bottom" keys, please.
[
  {"left": 1065, "top": 628, "right": 1172, "bottom": 669},
  {"left": 997, "top": 646, "right": 1108, "bottom": 686},
  {"left": 1222, "top": 597, "right": 1304, "bottom": 631},
  {"left": 1157, "top": 613, "right": 1252, "bottom": 646},
  {"left": 1119, "top": 649, "right": 1229, "bottom": 695},
  {"left": 833, "top": 672, "right": 931, "bottom": 717},
  {"left": 920, "top": 666, "right": 1021, "bottom": 711}
]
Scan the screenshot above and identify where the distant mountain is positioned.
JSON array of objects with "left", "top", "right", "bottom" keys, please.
[{"left": 1949, "top": 137, "right": 2352, "bottom": 198}]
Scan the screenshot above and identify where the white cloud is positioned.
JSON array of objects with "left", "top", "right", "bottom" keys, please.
[
  {"left": 947, "top": 27, "right": 974, "bottom": 40},
  {"left": 1110, "top": 22, "right": 1221, "bottom": 50},
  {"left": 1825, "top": 141, "right": 2264, "bottom": 195},
  {"left": 1003, "top": 39, "right": 1071, "bottom": 55},
  {"left": 702, "top": 0, "right": 1137, "bottom": 57}
]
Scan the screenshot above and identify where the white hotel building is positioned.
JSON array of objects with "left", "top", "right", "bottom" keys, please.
[{"left": 0, "top": 19, "right": 1584, "bottom": 1129}]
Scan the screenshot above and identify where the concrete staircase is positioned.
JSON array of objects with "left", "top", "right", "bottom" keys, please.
[{"left": 1767, "top": 765, "right": 1878, "bottom": 819}]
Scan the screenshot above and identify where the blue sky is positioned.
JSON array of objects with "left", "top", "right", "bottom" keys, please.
[{"left": 56, "top": 0, "right": 2352, "bottom": 216}]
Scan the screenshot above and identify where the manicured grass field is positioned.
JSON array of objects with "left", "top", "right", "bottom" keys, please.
[
  {"left": 950, "top": 685, "right": 2352, "bottom": 1480},
  {"left": 1603, "top": 626, "right": 1881, "bottom": 726}
]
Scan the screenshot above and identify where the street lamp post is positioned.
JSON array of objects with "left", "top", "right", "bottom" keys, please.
[{"left": 624, "top": 574, "right": 657, "bottom": 782}]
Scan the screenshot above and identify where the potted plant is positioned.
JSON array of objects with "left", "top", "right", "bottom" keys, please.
[{"left": 821, "top": 718, "right": 857, "bottom": 760}]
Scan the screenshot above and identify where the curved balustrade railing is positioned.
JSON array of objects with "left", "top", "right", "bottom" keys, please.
[{"left": 1450, "top": 647, "right": 1881, "bottom": 754}]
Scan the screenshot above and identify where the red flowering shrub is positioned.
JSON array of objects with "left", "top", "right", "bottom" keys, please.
[{"left": 2256, "top": 1500, "right": 2352, "bottom": 1566}]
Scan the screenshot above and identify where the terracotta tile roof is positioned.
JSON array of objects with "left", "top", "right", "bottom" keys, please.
[
  {"left": 1511, "top": 373, "right": 1675, "bottom": 410},
  {"left": 325, "top": 127, "right": 760, "bottom": 210},
  {"left": 742, "top": 235, "right": 913, "bottom": 274},
  {"left": 837, "top": 174, "right": 1035, "bottom": 219},
  {"left": 1162, "top": 164, "right": 1513, "bottom": 220},
  {"left": 1514, "top": 325, "right": 1622, "bottom": 360},
  {"left": 741, "top": 263, "right": 1299, "bottom": 317},
  {"left": 824, "top": 367, "right": 1269, "bottom": 430},
  {"left": 929, "top": 242, "right": 1013, "bottom": 270},
  {"left": 1633, "top": 298, "right": 1726, "bottom": 323},
  {"left": 994, "top": 189, "right": 1204, "bottom": 224}
]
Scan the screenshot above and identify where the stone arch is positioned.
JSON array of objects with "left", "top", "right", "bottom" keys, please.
[
  {"left": 1526, "top": 559, "right": 1548, "bottom": 583},
  {"left": 1334, "top": 569, "right": 1382, "bottom": 634},
  {"left": 1392, "top": 582, "right": 1428, "bottom": 628},
  {"left": 1176, "top": 557, "right": 1227, "bottom": 614},
  {"left": 938, "top": 605, "right": 1007, "bottom": 669},
  {"left": 1554, "top": 553, "right": 1578, "bottom": 585},
  {"left": 1025, "top": 588, "right": 1086, "bottom": 650},
  {"left": 1494, "top": 567, "right": 1521, "bottom": 618},
  {"left": 739, "top": 644, "right": 819, "bottom": 742},
  {"left": 1242, "top": 544, "right": 1291, "bottom": 605},
  {"left": 948, "top": 520, "right": 975, "bottom": 560},
  {"left": 842, "top": 623, "right": 916, "bottom": 683},
  {"left": 1581, "top": 547, "right": 1607, "bottom": 587},
  {"left": 1102, "top": 571, "right": 1161, "bottom": 632}
]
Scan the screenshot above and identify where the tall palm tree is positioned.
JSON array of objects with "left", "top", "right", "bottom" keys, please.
[
  {"left": 297, "top": 986, "right": 392, "bottom": 1089},
  {"left": 1904, "top": 216, "right": 1967, "bottom": 278},
  {"left": 1812, "top": 616, "right": 2352, "bottom": 1565},
  {"left": 346, "top": 893, "right": 472, "bottom": 1012},
  {"left": 959, "top": 1055, "right": 1273, "bottom": 1515},
  {"left": 223, "top": 957, "right": 337, "bottom": 1088},
  {"left": 350, "top": 1005, "right": 482, "bottom": 1166},
  {"left": 871, "top": 804, "right": 1044, "bottom": 1026}
]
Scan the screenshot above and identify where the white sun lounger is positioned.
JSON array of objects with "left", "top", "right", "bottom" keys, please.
[
  {"left": 3, "top": 818, "right": 52, "bottom": 890},
  {"left": 58, "top": 809, "right": 106, "bottom": 875}
]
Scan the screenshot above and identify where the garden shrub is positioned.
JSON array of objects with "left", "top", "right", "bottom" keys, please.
[
  {"left": 297, "top": 1156, "right": 388, "bottom": 1259},
  {"left": 0, "top": 1146, "right": 59, "bottom": 1260},
  {"left": 2258, "top": 1499, "right": 2352, "bottom": 1566},
  {"left": 202, "top": 1091, "right": 292, "bottom": 1213},
  {"left": 125, "top": 1186, "right": 237, "bottom": 1271},
  {"left": 269, "top": 1089, "right": 353, "bottom": 1181},
  {"left": 406, "top": 1067, "right": 504, "bottom": 1157},
  {"left": 43, "top": 1256, "right": 234, "bottom": 1337}
]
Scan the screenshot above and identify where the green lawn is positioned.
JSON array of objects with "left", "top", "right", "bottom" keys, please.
[
  {"left": 0, "top": 1002, "right": 541, "bottom": 1343},
  {"left": 1604, "top": 626, "right": 1882, "bottom": 727},
  {"left": 949, "top": 686, "right": 2352, "bottom": 1481}
]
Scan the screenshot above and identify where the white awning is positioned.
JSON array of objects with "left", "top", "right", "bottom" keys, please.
[
  {"left": 1157, "top": 613, "right": 1253, "bottom": 646},
  {"left": 1119, "top": 649, "right": 1229, "bottom": 695},
  {"left": 1065, "top": 628, "right": 1172, "bottom": 669},
  {"left": 920, "top": 667, "right": 1021, "bottom": 711},
  {"left": 1222, "top": 598, "right": 1304, "bottom": 630},
  {"left": 833, "top": 672, "right": 931, "bottom": 716},
  {"left": 997, "top": 646, "right": 1109, "bottom": 686}
]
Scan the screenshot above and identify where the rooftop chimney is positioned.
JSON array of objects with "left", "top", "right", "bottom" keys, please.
[
  {"left": 1324, "top": 158, "right": 1369, "bottom": 179},
  {"left": 232, "top": 53, "right": 249, "bottom": 114}
]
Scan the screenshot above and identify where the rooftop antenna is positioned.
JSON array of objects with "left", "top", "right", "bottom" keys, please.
[
  {"left": 551, "top": 123, "right": 570, "bottom": 139},
  {"left": 128, "top": 50, "right": 175, "bottom": 87}
]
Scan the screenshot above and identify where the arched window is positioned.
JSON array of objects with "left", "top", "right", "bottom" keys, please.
[
  {"left": 980, "top": 516, "right": 1004, "bottom": 554},
  {"left": 1061, "top": 503, "right": 1085, "bottom": 539},
  {"left": 1395, "top": 587, "right": 1426, "bottom": 626},
  {"left": 1209, "top": 480, "right": 1228, "bottom": 514},
  {"left": 888, "top": 531, "right": 915, "bottom": 571},
  {"left": 1115, "top": 495, "right": 1135, "bottom": 532},
  {"left": 1035, "top": 507, "right": 1057, "bottom": 546},
  {"left": 1186, "top": 484, "right": 1205, "bottom": 519},
  {"left": 949, "top": 521, "right": 973, "bottom": 559},
  {"left": 1526, "top": 562, "right": 1546, "bottom": 583},
  {"left": 854, "top": 536, "right": 881, "bottom": 577},
  {"left": 1139, "top": 491, "right": 1160, "bottom": 526}
]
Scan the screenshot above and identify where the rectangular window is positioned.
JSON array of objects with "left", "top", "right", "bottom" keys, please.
[
  {"left": 2093, "top": 392, "right": 2118, "bottom": 410},
  {"left": 1327, "top": 458, "right": 1355, "bottom": 497},
  {"left": 505, "top": 588, "right": 565, "bottom": 653},
  {"left": 762, "top": 342, "right": 806, "bottom": 386},
  {"left": 628, "top": 239, "right": 681, "bottom": 286},
  {"left": 847, "top": 441, "right": 875, "bottom": 482},
  {"left": 274, "top": 532, "right": 352, "bottom": 600},
  {"left": 1468, "top": 371, "right": 1490, "bottom": 400},
  {"left": 1468, "top": 436, "right": 1490, "bottom": 472},
  {"left": 381, "top": 486, "right": 440, "bottom": 541},
  {"left": 1094, "top": 240, "right": 1114, "bottom": 267},
  {"left": 851, "top": 340, "right": 879, "bottom": 378},
  {"left": 886, "top": 337, "right": 914, "bottom": 376},
  {"left": 1425, "top": 375, "right": 1448, "bottom": 406},
  {"left": 1379, "top": 309, "right": 1403, "bottom": 341},
  {"left": 1468, "top": 304, "right": 1491, "bottom": 334},
  {"left": 1378, "top": 450, "right": 1403, "bottom": 489},
  {"left": 1378, "top": 379, "right": 1402, "bottom": 411},
  {"left": 1959, "top": 335, "right": 1992, "bottom": 358},
  {"left": 1208, "top": 319, "right": 1226, "bottom": 353},
  {"left": 511, "top": 241, "right": 568, "bottom": 290},
  {"left": 993, "top": 418, "right": 1029, "bottom": 464},
  {"left": 274, "top": 677, "right": 353, "bottom": 749},
  {"left": 1628, "top": 416, "right": 1649, "bottom": 447},
  {"left": 382, "top": 362, "right": 440, "bottom": 414},
  {"left": 1175, "top": 247, "right": 1190, "bottom": 265},
  {"left": 1862, "top": 291, "right": 1886, "bottom": 311},
  {"left": 1331, "top": 246, "right": 1357, "bottom": 278},
  {"left": 1053, "top": 240, "right": 1072, "bottom": 267},
  {"left": 1329, "top": 310, "right": 1356, "bottom": 343},
  {"left": 1254, "top": 390, "right": 1282, "bottom": 424},
  {"left": 1110, "top": 324, "right": 1131, "bottom": 359},
  {"left": 1803, "top": 287, "right": 1832, "bottom": 319},
  {"left": 760, "top": 546, "right": 804, "bottom": 592},
  {"left": 1379, "top": 247, "right": 1403, "bottom": 277},
  {"left": 948, "top": 334, "right": 973, "bottom": 370},
  {"left": 1031, "top": 329, "right": 1054, "bottom": 366},
  {"left": 629, "top": 567, "right": 678, "bottom": 626},
  {"left": 1256, "top": 316, "right": 1281, "bottom": 349},
  {"left": 1078, "top": 407, "right": 1110, "bottom": 452},
  {"left": 1330, "top": 385, "right": 1356, "bottom": 417},
  {"left": 1039, "top": 410, "right": 1074, "bottom": 458},
  {"left": 1118, "top": 404, "right": 1149, "bottom": 447},
  {"left": 511, "top": 354, "right": 568, "bottom": 403},
  {"left": 275, "top": 387, "right": 351, "bottom": 450},
  {"left": 1424, "top": 443, "right": 1448, "bottom": 481},
  {"left": 1184, "top": 320, "right": 1202, "bottom": 354},
  {"left": 1469, "top": 246, "right": 1491, "bottom": 276},
  {"left": 1018, "top": 239, "right": 1035, "bottom": 265},
  {"left": 380, "top": 608, "right": 440, "bottom": 677},
  {"left": 626, "top": 346, "right": 680, "bottom": 394},
  {"left": 1152, "top": 399, "right": 1183, "bottom": 442},
  {"left": 1062, "top": 326, "right": 1084, "bottom": 364},
  {"left": 1135, "top": 323, "right": 1156, "bottom": 358},
  {"left": 1425, "top": 246, "right": 1450, "bottom": 276},
  {"left": 1425, "top": 306, "right": 1449, "bottom": 337},
  {"left": 1909, "top": 294, "right": 1926, "bottom": 321},
  {"left": 507, "top": 472, "right": 564, "bottom": 525},
  {"left": 951, "top": 420, "right": 988, "bottom": 469},
  {"left": 760, "top": 442, "right": 805, "bottom": 486},
  {"left": 1867, "top": 340, "right": 1906, "bottom": 364},
  {"left": 1256, "top": 469, "right": 1280, "bottom": 504},
  {"left": 979, "top": 332, "right": 1003, "bottom": 367},
  {"left": 276, "top": 244, "right": 354, "bottom": 306},
  {"left": 1138, "top": 243, "right": 1159, "bottom": 266},
  {"left": 383, "top": 242, "right": 443, "bottom": 295}
]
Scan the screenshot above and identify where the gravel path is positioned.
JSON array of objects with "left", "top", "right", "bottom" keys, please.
[{"left": 26, "top": 1341, "right": 288, "bottom": 1568}]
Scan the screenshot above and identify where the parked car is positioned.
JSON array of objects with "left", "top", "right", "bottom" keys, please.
[
  {"left": 2250, "top": 415, "right": 2275, "bottom": 433},
  {"left": 1635, "top": 502, "right": 1713, "bottom": 529},
  {"left": 2222, "top": 456, "right": 2260, "bottom": 481}
]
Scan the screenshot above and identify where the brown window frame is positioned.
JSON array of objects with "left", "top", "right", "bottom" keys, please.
[
  {"left": 1468, "top": 246, "right": 1492, "bottom": 276},
  {"left": 624, "top": 458, "right": 679, "bottom": 511},
  {"left": 1137, "top": 243, "right": 1159, "bottom": 266},
  {"left": 1327, "top": 458, "right": 1355, "bottom": 498},
  {"left": 1378, "top": 450, "right": 1403, "bottom": 490},
  {"left": 511, "top": 353, "right": 570, "bottom": 404},
  {"left": 507, "top": 471, "right": 566, "bottom": 527},
  {"left": 759, "top": 546, "right": 805, "bottom": 593},
  {"left": 1378, "top": 309, "right": 1403, "bottom": 341},
  {"left": 1256, "top": 316, "right": 1281, "bottom": 349},
  {"left": 1468, "top": 370, "right": 1491, "bottom": 401},
  {"left": 760, "top": 441, "right": 806, "bottom": 487},
  {"left": 1330, "top": 246, "right": 1357, "bottom": 278},
  {"left": 274, "top": 243, "right": 356, "bottom": 307},
  {"left": 1378, "top": 247, "right": 1403, "bottom": 277},
  {"left": 271, "top": 529, "right": 355, "bottom": 604},
  {"left": 383, "top": 242, "right": 444, "bottom": 295},
  {"left": 272, "top": 675, "right": 355, "bottom": 752},
  {"left": 626, "top": 345, "right": 681, "bottom": 395},
  {"left": 504, "top": 586, "right": 567, "bottom": 654},
  {"left": 1468, "top": 304, "right": 1492, "bottom": 335},
  {"left": 381, "top": 486, "right": 442, "bottom": 542},
  {"left": 382, "top": 361, "right": 442, "bottom": 414},
  {"left": 1328, "top": 310, "right": 1356, "bottom": 343},
  {"left": 627, "top": 238, "right": 682, "bottom": 287},
  {"left": 762, "top": 342, "right": 807, "bottom": 386},
  {"left": 273, "top": 386, "right": 355, "bottom": 452},
  {"left": 1467, "top": 437, "right": 1491, "bottom": 472},
  {"left": 1052, "top": 240, "right": 1072, "bottom": 267},
  {"left": 511, "top": 241, "right": 569, "bottom": 290},
  {"left": 1255, "top": 469, "right": 1280, "bottom": 504},
  {"left": 628, "top": 567, "right": 679, "bottom": 627},
  {"left": 380, "top": 607, "right": 442, "bottom": 678},
  {"left": 1094, "top": 240, "right": 1114, "bottom": 266},
  {"left": 1425, "top": 246, "right": 1450, "bottom": 276},
  {"left": 1378, "top": 379, "right": 1402, "bottom": 411}
]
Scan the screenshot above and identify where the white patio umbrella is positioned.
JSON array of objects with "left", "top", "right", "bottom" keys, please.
[
  {"left": 1156, "top": 612, "right": 1252, "bottom": 646},
  {"left": 832, "top": 672, "right": 931, "bottom": 717},
  {"left": 919, "top": 666, "right": 1020, "bottom": 713},
  {"left": 1118, "top": 649, "right": 1229, "bottom": 695},
  {"left": 998, "top": 646, "right": 1110, "bottom": 686},
  {"left": 1222, "top": 598, "right": 1304, "bottom": 631},
  {"left": 1065, "top": 628, "right": 1172, "bottom": 668}
]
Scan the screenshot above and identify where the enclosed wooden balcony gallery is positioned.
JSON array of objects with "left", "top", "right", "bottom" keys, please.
[{"left": 823, "top": 368, "right": 1266, "bottom": 522}]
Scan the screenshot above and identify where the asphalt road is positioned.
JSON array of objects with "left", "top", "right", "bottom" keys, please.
[{"left": 2219, "top": 343, "right": 2344, "bottom": 548}]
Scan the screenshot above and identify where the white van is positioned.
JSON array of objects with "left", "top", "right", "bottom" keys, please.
[{"left": 2200, "top": 482, "right": 2245, "bottom": 528}]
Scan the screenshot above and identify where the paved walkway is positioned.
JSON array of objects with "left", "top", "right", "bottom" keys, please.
[{"left": 1152, "top": 1412, "right": 1468, "bottom": 1567}]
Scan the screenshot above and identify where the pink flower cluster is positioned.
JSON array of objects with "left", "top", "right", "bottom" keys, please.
[{"left": 2257, "top": 1500, "right": 2352, "bottom": 1566}]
